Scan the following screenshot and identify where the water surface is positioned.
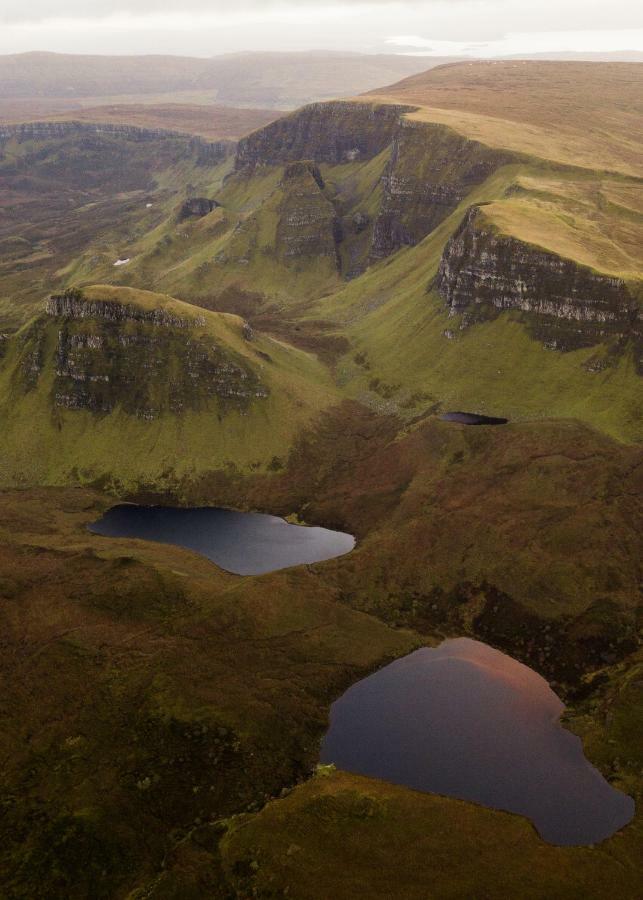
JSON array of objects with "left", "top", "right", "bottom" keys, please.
[
  {"left": 89, "top": 504, "right": 355, "bottom": 575},
  {"left": 441, "top": 411, "right": 508, "bottom": 425},
  {"left": 320, "top": 638, "right": 634, "bottom": 845}
]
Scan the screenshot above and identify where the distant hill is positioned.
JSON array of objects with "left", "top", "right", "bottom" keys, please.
[
  {"left": 0, "top": 51, "right": 452, "bottom": 109},
  {"left": 14, "top": 103, "right": 282, "bottom": 140}
]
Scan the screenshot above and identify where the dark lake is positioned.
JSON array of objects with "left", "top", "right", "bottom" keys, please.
[
  {"left": 88, "top": 505, "right": 355, "bottom": 575},
  {"left": 441, "top": 411, "right": 508, "bottom": 425},
  {"left": 319, "top": 638, "right": 634, "bottom": 846}
]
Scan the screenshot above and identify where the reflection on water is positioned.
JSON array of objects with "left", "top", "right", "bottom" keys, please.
[
  {"left": 89, "top": 505, "right": 355, "bottom": 576},
  {"left": 320, "top": 638, "right": 634, "bottom": 846}
]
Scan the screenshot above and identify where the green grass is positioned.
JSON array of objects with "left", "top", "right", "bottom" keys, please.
[
  {"left": 301, "top": 162, "right": 642, "bottom": 443},
  {"left": 0, "top": 285, "right": 339, "bottom": 489}
]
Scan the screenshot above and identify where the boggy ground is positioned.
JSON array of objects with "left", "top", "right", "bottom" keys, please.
[{"left": 0, "top": 400, "right": 641, "bottom": 897}]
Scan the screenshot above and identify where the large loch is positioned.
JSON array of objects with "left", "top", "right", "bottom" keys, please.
[
  {"left": 89, "top": 504, "right": 355, "bottom": 575},
  {"left": 320, "top": 638, "right": 634, "bottom": 846}
]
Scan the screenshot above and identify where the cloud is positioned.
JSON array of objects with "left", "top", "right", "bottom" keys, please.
[
  {"left": 1, "top": 0, "right": 640, "bottom": 57},
  {"left": 2, "top": 0, "right": 405, "bottom": 24},
  {"left": 387, "top": 28, "right": 643, "bottom": 57}
]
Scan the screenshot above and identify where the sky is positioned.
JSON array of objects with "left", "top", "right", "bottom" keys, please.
[{"left": 0, "top": 0, "right": 642, "bottom": 58}]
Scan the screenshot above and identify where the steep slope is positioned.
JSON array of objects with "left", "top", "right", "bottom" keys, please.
[
  {"left": 0, "top": 286, "right": 337, "bottom": 488},
  {"left": 220, "top": 87, "right": 643, "bottom": 439},
  {"left": 4, "top": 63, "right": 640, "bottom": 442}
]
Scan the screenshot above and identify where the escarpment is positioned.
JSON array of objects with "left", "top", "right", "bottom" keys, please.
[
  {"left": 436, "top": 206, "right": 641, "bottom": 352},
  {"left": 0, "top": 121, "right": 234, "bottom": 165},
  {"left": 275, "top": 162, "right": 343, "bottom": 268},
  {"left": 370, "top": 121, "right": 513, "bottom": 260},
  {"left": 14, "top": 295, "right": 269, "bottom": 419},
  {"left": 46, "top": 293, "right": 206, "bottom": 329},
  {"left": 233, "top": 102, "right": 514, "bottom": 269},
  {"left": 235, "top": 101, "right": 410, "bottom": 169}
]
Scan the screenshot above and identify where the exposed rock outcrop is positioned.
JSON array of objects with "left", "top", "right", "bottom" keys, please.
[
  {"left": 0, "top": 121, "right": 234, "bottom": 166},
  {"left": 51, "top": 320, "right": 268, "bottom": 418},
  {"left": 234, "top": 102, "right": 513, "bottom": 268},
  {"left": 235, "top": 101, "right": 411, "bottom": 170},
  {"left": 179, "top": 197, "right": 220, "bottom": 220},
  {"left": 46, "top": 294, "right": 206, "bottom": 329},
  {"left": 15, "top": 292, "right": 271, "bottom": 417},
  {"left": 370, "top": 121, "right": 513, "bottom": 261},
  {"left": 0, "top": 121, "right": 186, "bottom": 144},
  {"left": 275, "top": 163, "right": 342, "bottom": 269},
  {"left": 436, "top": 206, "right": 641, "bottom": 351}
]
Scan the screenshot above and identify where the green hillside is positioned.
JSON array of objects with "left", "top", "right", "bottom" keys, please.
[{"left": 0, "top": 286, "right": 337, "bottom": 489}]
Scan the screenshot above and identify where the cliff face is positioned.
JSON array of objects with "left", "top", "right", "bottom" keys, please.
[
  {"left": 234, "top": 102, "right": 514, "bottom": 269},
  {"left": 235, "top": 101, "right": 410, "bottom": 170},
  {"left": 45, "top": 295, "right": 205, "bottom": 329},
  {"left": 0, "top": 121, "right": 234, "bottom": 165},
  {"left": 370, "top": 121, "right": 512, "bottom": 260},
  {"left": 275, "top": 162, "right": 342, "bottom": 269},
  {"left": 16, "top": 296, "right": 269, "bottom": 419},
  {"left": 436, "top": 207, "right": 641, "bottom": 352}
]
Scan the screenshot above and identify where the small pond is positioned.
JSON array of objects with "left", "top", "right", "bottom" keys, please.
[
  {"left": 89, "top": 505, "right": 355, "bottom": 576},
  {"left": 441, "top": 411, "right": 508, "bottom": 425},
  {"left": 319, "top": 638, "right": 634, "bottom": 846}
]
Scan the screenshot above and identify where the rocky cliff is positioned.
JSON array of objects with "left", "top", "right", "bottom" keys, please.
[
  {"left": 15, "top": 294, "right": 269, "bottom": 418},
  {"left": 235, "top": 101, "right": 410, "bottom": 170},
  {"left": 436, "top": 206, "right": 641, "bottom": 352},
  {"left": 275, "top": 162, "right": 343, "bottom": 269},
  {"left": 46, "top": 293, "right": 206, "bottom": 329},
  {"left": 179, "top": 197, "right": 221, "bottom": 220},
  {"left": 234, "top": 102, "right": 515, "bottom": 268},
  {"left": 0, "top": 121, "right": 234, "bottom": 165},
  {"left": 370, "top": 120, "right": 513, "bottom": 260}
]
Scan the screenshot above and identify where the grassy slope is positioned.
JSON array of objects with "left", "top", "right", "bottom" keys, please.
[
  {"left": 69, "top": 74, "right": 639, "bottom": 444},
  {"left": 313, "top": 165, "right": 642, "bottom": 443},
  {"left": 483, "top": 176, "right": 643, "bottom": 280},
  {"left": 0, "top": 131, "right": 237, "bottom": 328},
  {"left": 87, "top": 159, "right": 359, "bottom": 308},
  {"left": 6, "top": 66, "right": 639, "bottom": 445},
  {"left": 368, "top": 60, "right": 643, "bottom": 177},
  {"left": 0, "top": 286, "right": 338, "bottom": 488}
]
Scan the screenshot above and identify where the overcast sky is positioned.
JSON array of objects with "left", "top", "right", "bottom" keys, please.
[{"left": 1, "top": 0, "right": 641, "bottom": 57}]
